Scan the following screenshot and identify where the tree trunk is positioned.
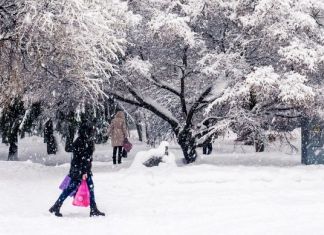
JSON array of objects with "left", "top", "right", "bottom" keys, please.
[
  {"left": 65, "top": 125, "right": 75, "bottom": 152},
  {"left": 8, "top": 142, "right": 18, "bottom": 161},
  {"left": 47, "top": 135, "right": 57, "bottom": 155},
  {"left": 2, "top": 99, "right": 24, "bottom": 161},
  {"left": 44, "top": 120, "right": 57, "bottom": 155},
  {"left": 178, "top": 129, "right": 198, "bottom": 163},
  {"left": 255, "top": 139, "right": 265, "bottom": 152},
  {"left": 8, "top": 122, "right": 19, "bottom": 161}
]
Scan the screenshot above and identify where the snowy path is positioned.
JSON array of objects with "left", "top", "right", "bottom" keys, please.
[
  {"left": 1, "top": 158, "right": 324, "bottom": 235},
  {"left": 1, "top": 136, "right": 324, "bottom": 234}
]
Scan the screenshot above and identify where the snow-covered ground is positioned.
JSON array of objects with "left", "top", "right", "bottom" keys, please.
[{"left": 1, "top": 134, "right": 324, "bottom": 235}]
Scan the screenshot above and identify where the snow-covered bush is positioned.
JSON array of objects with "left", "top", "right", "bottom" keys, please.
[{"left": 131, "top": 141, "right": 176, "bottom": 169}]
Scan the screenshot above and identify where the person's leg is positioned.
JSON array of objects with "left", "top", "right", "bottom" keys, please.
[
  {"left": 49, "top": 179, "right": 80, "bottom": 217},
  {"left": 87, "top": 176, "right": 96, "bottom": 208},
  {"left": 208, "top": 143, "right": 213, "bottom": 154},
  {"left": 112, "top": 147, "right": 117, "bottom": 164},
  {"left": 117, "top": 146, "right": 123, "bottom": 164},
  {"left": 87, "top": 176, "right": 105, "bottom": 217},
  {"left": 203, "top": 145, "right": 207, "bottom": 155},
  {"left": 56, "top": 180, "right": 79, "bottom": 203}
]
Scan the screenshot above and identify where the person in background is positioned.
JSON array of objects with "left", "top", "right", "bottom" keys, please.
[
  {"left": 108, "top": 111, "right": 128, "bottom": 165},
  {"left": 202, "top": 120, "right": 213, "bottom": 155},
  {"left": 49, "top": 123, "right": 105, "bottom": 217}
]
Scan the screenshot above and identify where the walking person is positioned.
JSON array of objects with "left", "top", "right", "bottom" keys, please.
[
  {"left": 49, "top": 123, "right": 105, "bottom": 217},
  {"left": 202, "top": 138, "right": 213, "bottom": 155},
  {"left": 108, "top": 111, "right": 128, "bottom": 165},
  {"left": 202, "top": 120, "right": 213, "bottom": 155}
]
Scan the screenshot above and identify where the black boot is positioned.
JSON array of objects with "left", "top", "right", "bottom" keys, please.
[
  {"left": 90, "top": 206, "right": 105, "bottom": 217},
  {"left": 49, "top": 202, "right": 63, "bottom": 217},
  {"left": 118, "top": 154, "right": 122, "bottom": 164}
]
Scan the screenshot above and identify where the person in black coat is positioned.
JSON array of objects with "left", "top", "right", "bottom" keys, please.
[
  {"left": 49, "top": 123, "right": 105, "bottom": 217},
  {"left": 202, "top": 120, "right": 213, "bottom": 155}
]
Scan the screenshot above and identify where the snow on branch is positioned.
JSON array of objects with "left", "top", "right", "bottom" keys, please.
[
  {"left": 279, "top": 72, "right": 315, "bottom": 105},
  {"left": 127, "top": 87, "right": 179, "bottom": 128},
  {"left": 149, "top": 12, "right": 197, "bottom": 47}
]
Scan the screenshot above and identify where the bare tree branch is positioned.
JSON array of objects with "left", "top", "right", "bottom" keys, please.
[{"left": 186, "top": 85, "right": 213, "bottom": 127}]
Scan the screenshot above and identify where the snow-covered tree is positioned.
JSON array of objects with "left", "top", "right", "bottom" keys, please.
[
  {"left": 205, "top": 0, "right": 324, "bottom": 150},
  {"left": 106, "top": 0, "right": 324, "bottom": 161},
  {"left": 18, "top": 0, "right": 132, "bottom": 114},
  {"left": 1, "top": 0, "right": 134, "bottom": 159},
  {"left": 0, "top": 0, "right": 27, "bottom": 160},
  {"left": 2, "top": 0, "right": 324, "bottom": 162},
  {"left": 106, "top": 0, "right": 248, "bottom": 163}
]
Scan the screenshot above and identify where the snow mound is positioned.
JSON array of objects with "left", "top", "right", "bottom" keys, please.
[{"left": 131, "top": 141, "right": 176, "bottom": 169}]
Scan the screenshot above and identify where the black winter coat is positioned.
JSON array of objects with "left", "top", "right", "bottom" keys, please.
[{"left": 69, "top": 137, "right": 95, "bottom": 180}]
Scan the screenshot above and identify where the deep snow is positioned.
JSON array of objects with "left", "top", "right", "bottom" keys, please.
[{"left": 1, "top": 134, "right": 324, "bottom": 235}]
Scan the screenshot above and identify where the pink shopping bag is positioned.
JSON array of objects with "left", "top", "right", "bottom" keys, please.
[{"left": 72, "top": 180, "right": 90, "bottom": 207}]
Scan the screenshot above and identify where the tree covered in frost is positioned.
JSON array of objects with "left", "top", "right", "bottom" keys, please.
[
  {"left": 106, "top": 0, "right": 324, "bottom": 161},
  {"left": 19, "top": 0, "right": 131, "bottom": 114},
  {"left": 0, "top": 0, "right": 24, "bottom": 107},
  {"left": 0, "top": 0, "right": 27, "bottom": 160},
  {"left": 1, "top": 0, "right": 324, "bottom": 163},
  {"left": 205, "top": 0, "right": 324, "bottom": 150},
  {"left": 106, "top": 0, "right": 249, "bottom": 162},
  {"left": 0, "top": 0, "right": 133, "bottom": 159}
]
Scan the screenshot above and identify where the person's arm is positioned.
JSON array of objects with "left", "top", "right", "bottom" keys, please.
[
  {"left": 81, "top": 145, "right": 90, "bottom": 176},
  {"left": 107, "top": 127, "right": 110, "bottom": 138},
  {"left": 122, "top": 121, "right": 128, "bottom": 139},
  {"left": 107, "top": 122, "right": 114, "bottom": 138},
  {"left": 80, "top": 154, "right": 89, "bottom": 180},
  {"left": 82, "top": 142, "right": 95, "bottom": 179},
  {"left": 126, "top": 120, "right": 131, "bottom": 138},
  {"left": 70, "top": 139, "right": 86, "bottom": 180}
]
